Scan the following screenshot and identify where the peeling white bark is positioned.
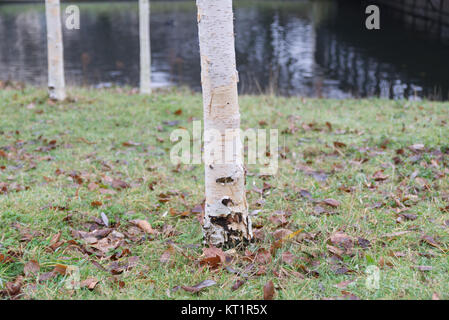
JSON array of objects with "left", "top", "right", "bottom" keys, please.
[
  {"left": 45, "top": 0, "right": 66, "bottom": 101},
  {"left": 197, "top": 0, "right": 252, "bottom": 247},
  {"left": 139, "top": 0, "right": 151, "bottom": 94}
]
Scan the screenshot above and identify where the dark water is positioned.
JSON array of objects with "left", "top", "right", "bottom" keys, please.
[{"left": 0, "top": 0, "right": 449, "bottom": 100}]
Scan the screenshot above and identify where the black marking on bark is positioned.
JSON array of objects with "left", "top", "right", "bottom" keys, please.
[
  {"left": 221, "top": 197, "right": 234, "bottom": 206},
  {"left": 210, "top": 212, "right": 242, "bottom": 233},
  {"left": 216, "top": 176, "right": 234, "bottom": 184}
]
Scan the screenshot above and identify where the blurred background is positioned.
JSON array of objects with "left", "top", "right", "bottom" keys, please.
[{"left": 0, "top": 0, "right": 448, "bottom": 100}]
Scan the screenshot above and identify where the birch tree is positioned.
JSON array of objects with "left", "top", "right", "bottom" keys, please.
[
  {"left": 139, "top": 0, "right": 151, "bottom": 94},
  {"left": 197, "top": 0, "right": 252, "bottom": 247},
  {"left": 45, "top": 0, "right": 66, "bottom": 101}
]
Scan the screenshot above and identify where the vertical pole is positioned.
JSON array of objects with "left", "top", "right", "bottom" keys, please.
[
  {"left": 45, "top": 0, "right": 66, "bottom": 101},
  {"left": 139, "top": 0, "right": 152, "bottom": 94}
]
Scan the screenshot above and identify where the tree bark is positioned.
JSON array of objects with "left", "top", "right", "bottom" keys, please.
[
  {"left": 45, "top": 0, "right": 66, "bottom": 101},
  {"left": 197, "top": 0, "right": 252, "bottom": 247},
  {"left": 139, "top": 0, "right": 151, "bottom": 94}
]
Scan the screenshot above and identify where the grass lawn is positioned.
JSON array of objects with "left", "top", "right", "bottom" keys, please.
[{"left": 0, "top": 86, "right": 448, "bottom": 300}]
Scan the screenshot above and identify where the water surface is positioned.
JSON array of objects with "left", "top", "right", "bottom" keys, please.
[{"left": 0, "top": 0, "right": 448, "bottom": 100}]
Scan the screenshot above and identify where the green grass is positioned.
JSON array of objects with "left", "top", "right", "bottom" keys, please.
[{"left": 0, "top": 86, "right": 448, "bottom": 300}]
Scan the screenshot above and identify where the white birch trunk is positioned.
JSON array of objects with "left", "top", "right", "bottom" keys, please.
[
  {"left": 139, "top": 0, "right": 151, "bottom": 94},
  {"left": 197, "top": 0, "right": 252, "bottom": 247},
  {"left": 45, "top": 0, "right": 66, "bottom": 101}
]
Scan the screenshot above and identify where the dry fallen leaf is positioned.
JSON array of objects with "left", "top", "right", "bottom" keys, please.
[
  {"left": 131, "top": 219, "right": 157, "bottom": 234},
  {"left": 412, "top": 265, "right": 433, "bottom": 272},
  {"left": 323, "top": 198, "right": 340, "bottom": 208},
  {"left": 200, "top": 246, "right": 226, "bottom": 268},
  {"left": 0, "top": 253, "right": 14, "bottom": 264},
  {"left": 382, "top": 230, "right": 411, "bottom": 240},
  {"left": 272, "top": 229, "right": 292, "bottom": 240},
  {"left": 80, "top": 277, "right": 99, "bottom": 290},
  {"left": 160, "top": 246, "right": 175, "bottom": 265},
  {"left": 122, "top": 141, "right": 140, "bottom": 147},
  {"left": 91, "top": 200, "right": 103, "bottom": 207},
  {"left": 231, "top": 279, "right": 246, "bottom": 291},
  {"left": 281, "top": 251, "right": 295, "bottom": 265},
  {"left": 263, "top": 280, "right": 275, "bottom": 300},
  {"left": 53, "top": 264, "right": 68, "bottom": 275},
  {"left": 421, "top": 234, "right": 440, "bottom": 249},
  {"left": 38, "top": 271, "right": 57, "bottom": 282},
  {"left": 255, "top": 248, "right": 272, "bottom": 264},
  {"left": 87, "top": 182, "right": 99, "bottom": 191},
  {"left": 181, "top": 279, "right": 216, "bottom": 293},
  {"left": 24, "top": 260, "right": 40, "bottom": 276}
]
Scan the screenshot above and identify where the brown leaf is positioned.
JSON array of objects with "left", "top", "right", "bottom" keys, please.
[
  {"left": 373, "top": 170, "right": 389, "bottom": 181},
  {"left": 181, "top": 279, "right": 216, "bottom": 293},
  {"left": 421, "top": 234, "right": 440, "bottom": 248},
  {"left": 160, "top": 246, "right": 175, "bottom": 264},
  {"left": 122, "top": 141, "right": 141, "bottom": 147},
  {"left": 272, "top": 229, "right": 292, "bottom": 240},
  {"left": 191, "top": 203, "right": 205, "bottom": 214},
  {"left": 80, "top": 277, "right": 99, "bottom": 290},
  {"left": 131, "top": 219, "right": 157, "bottom": 234},
  {"left": 3, "top": 276, "right": 23, "bottom": 298},
  {"left": 357, "top": 237, "right": 371, "bottom": 249},
  {"left": 323, "top": 198, "right": 340, "bottom": 208},
  {"left": 255, "top": 248, "right": 272, "bottom": 265},
  {"left": 107, "top": 261, "right": 126, "bottom": 275},
  {"left": 91, "top": 200, "right": 103, "bottom": 207},
  {"left": 111, "top": 179, "right": 129, "bottom": 190},
  {"left": 0, "top": 253, "right": 14, "bottom": 264},
  {"left": 99, "top": 188, "right": 117, "bottom": 195},
  {"left": 409, "top": 144, "right": 425, "bottom": 152},
  {"left": 49, "top": 231, "right": 63, "bottom": 251},
  {"left": 340, "top": 290, "right": 360, "bottom": 300},
  {"left": 231, "top": 279, "right": 246, "bottom": 291},
  {"left": 327, "top": 244, "right": 344, "bottom": 257},
  {"left": 329, "top": 232, "right": 353, "bottom": 248},
  {"left": 24, "top": 260, "right": 40, "bottom": 276},
  {"left": 263, "top": 280, "right": 275, "bottom": 300},
  {"left": 53, "top": 264, "right": 67, "bottom": 275},
  {"left": 313, "top": 205, "right": 326, "bottom": 215},
  {"left": 382, "top": 230, "right": 411, "bottom": 240},
  {"left": 281, "top": 251, "right": 295, "bottom": 265},
  {"left": 87, "top": 182, "right": 99, "bottom": 191},
  {"left": 38, "top": 271, "right": 57, "bottom": 282},
  {"left": 200, "top": 246, "right": 226, "bottom": 268},
  {"left": 333, "top": 141, "right": 347, "bottom": 148},
  {"left": 268, "top": 213, "right": 289, "bottom": 227},
  {"left": 412, "top": 265, "right": 433, "bottom": 272}
]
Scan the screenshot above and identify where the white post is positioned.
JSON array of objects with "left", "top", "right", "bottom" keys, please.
[
  {"left": 139, "top": 0, "right": 151, "bottom": 94},
  {"left": 45, "top": 0, "right": 66, "bottom": 101}
]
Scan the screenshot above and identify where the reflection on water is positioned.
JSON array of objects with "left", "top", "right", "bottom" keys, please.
[{"left": 0, "top": 0, "right": 448, "bottom": 100}]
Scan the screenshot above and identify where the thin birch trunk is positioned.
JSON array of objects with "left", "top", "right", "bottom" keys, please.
[
  {"left": 45, "top": 0, "right": 66, "bottom": 101},
  {"left": 197, "top": 0, "right": 252, "bottom": 247},
  {"left": 139, "top": 0, "right": 151, "bottom": 94}
]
